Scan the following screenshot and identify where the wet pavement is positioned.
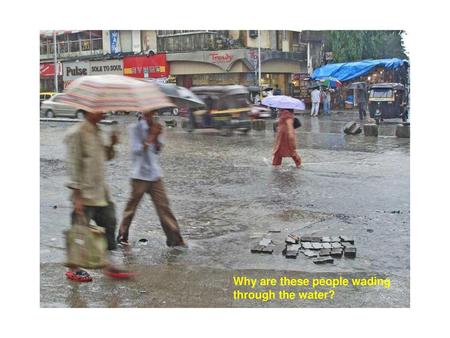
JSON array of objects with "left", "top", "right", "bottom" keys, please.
[{"left": 40, "top": 111, "right": 409, "bottom": 307}]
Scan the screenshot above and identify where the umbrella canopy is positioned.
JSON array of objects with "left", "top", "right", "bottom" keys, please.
[
  {"left": 262, "top": 95, "right": 305, "bottom": 110},
  {"left": 318, "top": 77, "right": 342, "bottom": 88},
  {"left": 55, "top": 75, "right": 175, "bottom": 113},
  {"left": 155, "top": 83, "right": 205, "bottom": 108}
]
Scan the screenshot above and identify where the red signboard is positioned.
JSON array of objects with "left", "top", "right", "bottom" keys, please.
[
  {"left": 40, "top": 63, "right": 62, "bottom": 77},
  {"left": 123, "top": 54, "right": 169, "bottom": 78}
]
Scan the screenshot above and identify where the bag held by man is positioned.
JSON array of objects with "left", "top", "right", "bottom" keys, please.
[
  {"left": 64, "top": 215, "right": 108, "bottom": 269},
  {"left": 293, "top": 117, "right": 301, "bottom": 129}
]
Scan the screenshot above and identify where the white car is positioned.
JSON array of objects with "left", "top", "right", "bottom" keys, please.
[{"left": 40, "top": 93, "right": 85, "bottom": 119}]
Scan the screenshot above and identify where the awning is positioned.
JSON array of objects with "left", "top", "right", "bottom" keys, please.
[{"left": 311, "top": 58, "right": 408, "bottom": 82}]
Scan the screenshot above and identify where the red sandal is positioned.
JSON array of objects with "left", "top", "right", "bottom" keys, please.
[
  {"left": 103, "top": 267, "right": 137, "bottom": 279},
  {"left": 65, "top": 270, "right": 93, "bottom": 282}
]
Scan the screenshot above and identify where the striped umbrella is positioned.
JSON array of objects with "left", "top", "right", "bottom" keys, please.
[{"left": 55, "top": 75, "right": 175, "bottom": 113}]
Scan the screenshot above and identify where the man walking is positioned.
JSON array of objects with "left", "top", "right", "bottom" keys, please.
[
  {"left": 273, "top": 84, "right": 282, "bottom": 96},
  {"left": 117, "top": 110, "right": 186, "bottom": 248},
  {"left": 311, "top": 87, "right": 321, "bottom": 117},
  {"left": 358, "top": 89, "right": 367, "bottom": 120},
  {"left": 64, "top": 111, "right": 133, "bottom": 282},
  {"left": 323, "top": 89, "right": 331, "bottom": 115}
]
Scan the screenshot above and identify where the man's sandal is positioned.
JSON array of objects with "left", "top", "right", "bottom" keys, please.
[
  {"left": 103, "top": 267, "right": 136, "bottom": 279},
  {"left": 65, "top": 270, "right": 93, "bottom": 282}
]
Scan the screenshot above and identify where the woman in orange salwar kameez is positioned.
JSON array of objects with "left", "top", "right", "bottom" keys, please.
[{"left": 272, "top": 109, "right": 301, "bottom": 167}]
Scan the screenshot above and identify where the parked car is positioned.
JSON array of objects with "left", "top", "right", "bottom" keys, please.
[
  {"left": 39, "top": 92, "right": 57, "bottom": 107},
  {"left": 40, "top": 93, "right": 85, "bottom": 119}
]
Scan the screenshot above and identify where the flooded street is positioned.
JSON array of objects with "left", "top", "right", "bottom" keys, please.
[{"left": 40, "top": 111, "right": 409, "bottom": 307}]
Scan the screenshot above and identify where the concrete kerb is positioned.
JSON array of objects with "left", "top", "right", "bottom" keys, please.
[
  {"left": 40, "top": 118, "right": 118, "bottom": 125},
  {"left": 395, "top": 124, "right": 410, "bottom": 138},
  {"left": 363, "top": 124, "right": 379, "bottom": 137}
]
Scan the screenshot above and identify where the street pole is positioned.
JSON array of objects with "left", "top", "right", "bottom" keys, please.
[
  {"left": 258, "top": 30, "right": 261, "bottom": 97},
  {"left": 53, "top": 31, "right": 58, "bottom": 93}
]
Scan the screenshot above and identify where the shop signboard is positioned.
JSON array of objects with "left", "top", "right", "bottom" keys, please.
[
  {"left": 63, "top": 61, "right": 90, "bottom": 81},
  {"left": 90, "top": 60, "right": 123, "bottom": 75},
  {"left": 123, "top": 54, "right": 169, "bottom": 78},
  {"left": 40, "top": 63, "right": 62, "bottom": 77},
  {"left": 110, "top": 30, "right": 120, "bottom": 54},
  {"left": 208, "top": 51, "right": 234, "bottom": 64}
]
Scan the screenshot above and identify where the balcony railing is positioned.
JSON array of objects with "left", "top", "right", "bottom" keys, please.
[
  {"left": 40, "top": 38, "right": 103, "bottom": 58},
  {"left": 157, "top": 31, "right": 244, "bottom": 53}
]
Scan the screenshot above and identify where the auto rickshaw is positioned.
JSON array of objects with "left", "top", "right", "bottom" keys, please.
[
  {"left": 183, "top": 85, "right": 252, "bottom": 135},
  {"left": 368, "top": 83, "right": 409, "bottom": 124}
]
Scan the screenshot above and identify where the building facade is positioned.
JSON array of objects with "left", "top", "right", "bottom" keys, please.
[{"left": 40, "top": 30, "right": 322, "bottom": 96}]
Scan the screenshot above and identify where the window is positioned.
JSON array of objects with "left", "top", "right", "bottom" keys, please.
[{"left": 370, "top": 89, "right": 393, "bottom": 98}]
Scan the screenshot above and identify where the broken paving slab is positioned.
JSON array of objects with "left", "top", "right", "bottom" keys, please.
[
  {"left": 251, "top": 244, "right": 273, "bottom": 254},
  {"left": 330, "top": 248, "right": 343, "bottom": 258},
  {"left": 301, "top": 235, "right": 322, "bottom": 242},
  {"left": 322, "top": 243, "right": 332, "bottom": 249},
  {"left": 285, "top": 244, "right": 301, "bottom": 258},
  {"left": 331, "top": 242, "right": 343, "bottom": 249},
  {"left": 260, "top": 246, "right": 274, "bottom": 254},
  {"left": 311, "top": 242, "right": 323, "bottom": 250},
  {"left": 341, "top": 242, "right": 355, "bottom": 248},
  {"left": 344, "top": 247, "right": 357, "bottom": 258},
  {"left": 313, "top": 257, "right": 334, "bottom": 264},
  {"left": 285, "top": 234, "right": 300, "bottom": 244},
  {"left": 300, "top": 250, "right": 318, "bottom": 258},
  {"left": 259, "top": 238, "right": 273, "bottom": 246},
  {"left": 319, "top": 248, "right": 331, "bottom": 256},
  {"left": 301, "top": 242, "right": 314, "bottom": 250},
  {"left": 330, "top": 236, "right": 342, "bottom": 242},
  {"left": 321, "top": 236, "right": 332, "bottom": 243},
  {"left": 251, "top": 244, "right": 264, "bottom": 253},
  {"left": 340, "top": 236, "right": 355, "bottom": 244}
]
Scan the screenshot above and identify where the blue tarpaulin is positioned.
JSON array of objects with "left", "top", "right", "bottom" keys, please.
[{"left": 311, "top": 58, "right": 408, "bottom": 82}]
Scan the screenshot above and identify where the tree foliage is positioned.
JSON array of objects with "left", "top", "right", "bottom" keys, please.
[{"left": 323, "top": 31, "right": 407, "bottom": 63}]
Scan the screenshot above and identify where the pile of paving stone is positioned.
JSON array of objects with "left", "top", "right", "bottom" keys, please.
[{"left": 251, "top": 234, "right": 356, "bottom": 264}]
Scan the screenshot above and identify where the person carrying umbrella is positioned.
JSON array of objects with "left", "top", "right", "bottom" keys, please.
[
  {"left": 272, "top": 109, "right": 302, "bottom": 168},
  {"left": 262, "top": 95, "right": 303, "bottom": 168},
  {"left": 117, "top": 110, "right": 186, "bottom": 248},
  {"left": 64, "top": 110, "right": 134, "bottom": 282},
  {"left": 59, "top": 75, "right": 178, "bottom": 281}
]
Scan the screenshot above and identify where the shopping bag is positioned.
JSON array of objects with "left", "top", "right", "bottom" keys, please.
[{"left": 64, "top": 215, "right": 108, "bottom": 269}]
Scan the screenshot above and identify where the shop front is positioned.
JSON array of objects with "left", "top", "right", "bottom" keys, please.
[
  {"left": 311, "top": 58, "right": 409, "bottom": 109},
  {"left": 167, "top": 49, "right": 305, "bottom": 93},
  {"left": 40, "top": 63, "right": 62, "bottom": 92},
  {"left": 289, "top": 73, "right": 311, "bottom": 101}
]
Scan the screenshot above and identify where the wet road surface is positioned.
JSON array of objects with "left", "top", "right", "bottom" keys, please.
[{"left": 40, "top": 111, "right": 409, "bottom": 307}]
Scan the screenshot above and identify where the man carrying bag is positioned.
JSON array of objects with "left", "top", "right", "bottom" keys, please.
[{"left": 64, "top": 110, "right": 134, "bottom": 282}]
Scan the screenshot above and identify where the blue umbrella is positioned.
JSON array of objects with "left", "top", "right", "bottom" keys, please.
[{"left": 262, "top": 95, "right": 305, "bottom": 110}]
